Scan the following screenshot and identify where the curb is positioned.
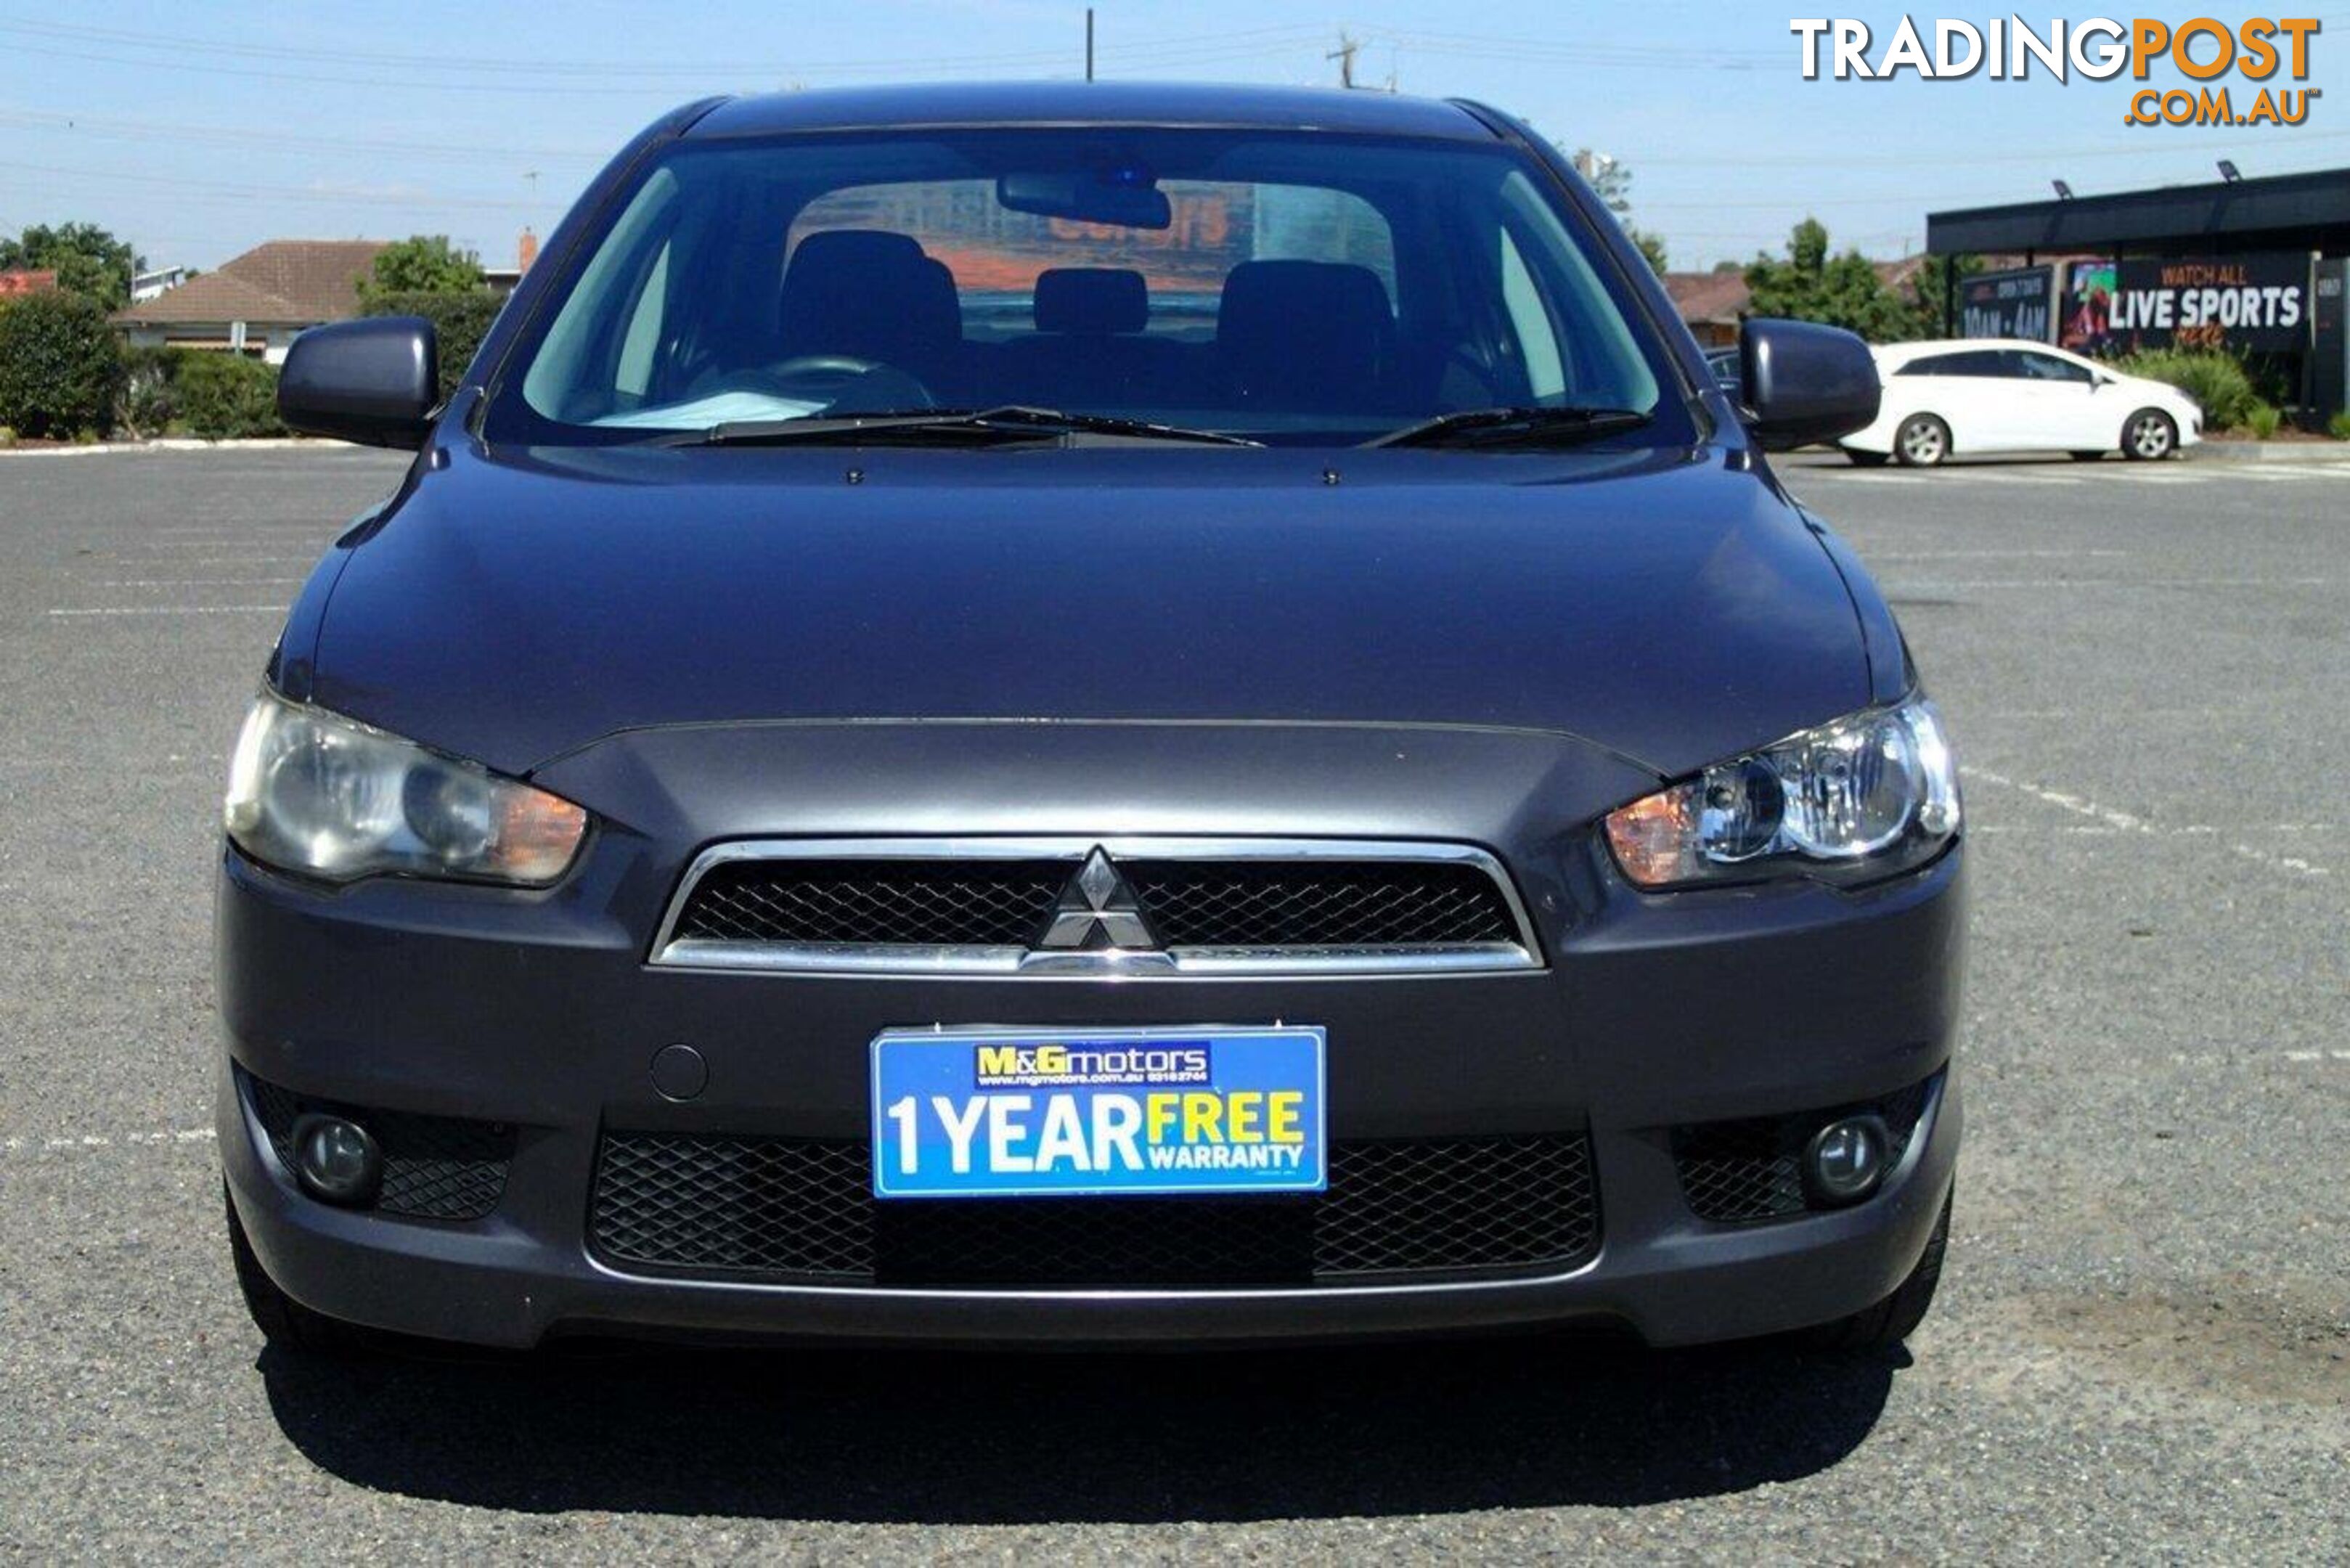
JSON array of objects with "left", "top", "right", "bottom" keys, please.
[
  {"left": 0, "top": 438, "right": 356, "bottom": 458},
  {"left": 2183, "top": 441, "right": 2350, "bottom": 464}
]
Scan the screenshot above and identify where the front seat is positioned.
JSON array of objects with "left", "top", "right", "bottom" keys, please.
[
  {"left": 775, "top": 229, "right": 965, "bottom": 393},
  {"left": 1215, "top": 260, "right": 1396, "bottom": 409}
]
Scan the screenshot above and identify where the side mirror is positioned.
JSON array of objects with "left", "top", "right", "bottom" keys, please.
[
  {"left": 1739, "top": 317, "right": 1880, "bottom": 450},
  {"left": 278, "top": 317, "right": 438, "bottom": 449}
]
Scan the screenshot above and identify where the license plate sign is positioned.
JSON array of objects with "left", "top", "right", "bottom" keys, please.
[{"left": 870, "top": 1026, "right": 1326, "bottom": 1199}]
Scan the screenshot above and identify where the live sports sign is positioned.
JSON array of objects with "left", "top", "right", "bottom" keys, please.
[{"left": 2059, "top": 253, "right": 2314, "bottom": 354}]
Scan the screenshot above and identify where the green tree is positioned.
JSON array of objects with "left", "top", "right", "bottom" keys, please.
[
  {"left": 1904, "top": 253, "right": 1983, "bottom": 338},
  {"left": 361, "top": 235, "right": 485, "bottom": 299},
  {"left": 1745, "top": 218, "right": 1915, "bottom": 342},
  {"left": 1630, "top": 229, "right": 1669, "bottom": 277},
  {"left": 0, "top": 291, "right": 123, "bottom": 436},
  {"left": 1570, "top": 148, "right": 1668, "bottom": 279},
  {"left": 0, "top": 223, "right": 138, "bottom": 309}
]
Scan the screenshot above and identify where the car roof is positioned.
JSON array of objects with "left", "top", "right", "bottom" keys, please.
[
  {"left": 685, "top": 81, "right": 1501, "bottom": 142},
  {"left": 1874, "top": 338, "right": 2066, "bottom": 360}
]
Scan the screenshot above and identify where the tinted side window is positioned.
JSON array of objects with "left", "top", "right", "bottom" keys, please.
[
  {"left": 1896, "top": 351, "right": 2004, "bottom": 377},
  {"left": 2014, "top": 351, "right": 2093, "bottom": 383}
]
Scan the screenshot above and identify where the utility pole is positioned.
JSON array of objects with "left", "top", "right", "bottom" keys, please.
[
  {"left": 1327, "top": 31, "right": 1359, "bottom": 89},
  {"left": 1085, "top": 7, "right": 1094, "bottom": 81}
]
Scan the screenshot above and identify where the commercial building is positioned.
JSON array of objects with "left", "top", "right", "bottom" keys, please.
[{"left": 1927, "top": 167, "right": 2350, "bottom": 425}]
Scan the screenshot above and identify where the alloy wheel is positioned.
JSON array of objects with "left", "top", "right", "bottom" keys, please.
[
  {"left": 1896, "top": 415, "right": 1949, "bottom": 467},
  {"left": 2127, "top": 411, "right": 2176, "bottom": 460}
]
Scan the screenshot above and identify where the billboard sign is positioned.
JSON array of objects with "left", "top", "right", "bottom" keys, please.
[
  {"left": 2060, "top": 253, "right": 2312, "bottom": 355},
  {"left": 1960, "top": 266, "right": 2054, "bottom": 342}
]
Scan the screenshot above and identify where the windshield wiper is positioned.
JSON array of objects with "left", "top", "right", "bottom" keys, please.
[
  {"left": 1361, "top": 406, "right": 1652, "bottom": 450},
  {"left": 656, "top": 405, "right": 1262, "bottom": 449}
]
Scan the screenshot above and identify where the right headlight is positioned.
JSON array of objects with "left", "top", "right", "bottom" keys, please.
[
  {"left": 225, "top": 688, "right": 588, "bottom": 886},
  {"left": 1604, "top": 697, "right": 1959, "bottom": 889}
]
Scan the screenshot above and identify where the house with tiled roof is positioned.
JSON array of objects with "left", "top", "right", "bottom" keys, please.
[
  {"left": 114, "top": 239, "right": 388, "bottom": 362},
  {"left": 1662, "top": 269, "right": 1754, "bottom": 347}
]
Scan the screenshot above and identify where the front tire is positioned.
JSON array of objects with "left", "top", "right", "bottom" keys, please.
[
  {"left": 1893, "top": 413, "right": 1951, "bottom": 467},
  {"left": 224, "top": 1185, "right": 373, "bottom": 1356},
  {"left": 1806, "top": 1191, "right": 1951, "bottom": 1354},
  {"left": 2123, "top": 408, "right": 2177, "bottom": 460}
]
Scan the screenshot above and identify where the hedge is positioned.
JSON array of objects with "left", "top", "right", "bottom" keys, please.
[
  {"left": 2109, "top": 348, "right": 2259, "bottom": 432},
  {"left": 0, "top": 290, "right": 121, "bottom": 437},
  {"left": 114, "top": 346, "right": 285, "bottom": 439},
  {"left": 171, "top": 351, "right": 285, "bottom": 438},
  {"left": 362, "top": 290, "right": 503, "bottom": 403}
]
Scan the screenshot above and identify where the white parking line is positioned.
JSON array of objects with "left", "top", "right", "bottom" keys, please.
[
  {"left": 1961, "top": 765, "right": 2330, "bottom": 878},
  {"left": 0, "top": 1127, "right": 216, "bottom": 1154},
  {"left": 1864, "top": 550, "right": 2129, "bottom": 560},
  {"left": 1889, "top": 577, "right": 2330, "bottom": 591},
  {"left": 97, "top": 578, "right": 303, "bottom": 588},
  {"left": 2226, "top": 464, "right": 2350, "bottom": 480},
  {"left": 96, "top": 538, "right": 322, "bottom": 550},
  {"left": 2169, "top": 1050, "right": 2350, "bottom": 1067},
  {"left": 92, "top": 558, "right": 306, "bottom": 569},
  {"left": 1988, "top": 708, "right": 2232, "bottom": 719},
  {"left": 1970, "top": 822, "right": 2334, "bottom": 836},
  {"left": 46, "top": 605, "right": 283, "bottom": 617}
]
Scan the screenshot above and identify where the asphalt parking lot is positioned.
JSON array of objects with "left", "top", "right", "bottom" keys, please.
[{"left": 1, "top": 445, "right": 2343, "bottom": 1559}]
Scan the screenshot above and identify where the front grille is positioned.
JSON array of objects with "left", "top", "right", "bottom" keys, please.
[
  {"left": 240, "top": 1068, "right": 515, "bottom": 1222},
  {"left": 590, "top": 1131, "right": 1597, "bottom": 1286},
  {"left": 1125, "top": 862, "right": 1517, "bottom": 949},
  {"left": 672, "top": 859, "right": 1068, "bottom": 948},
  {"left": 1671, "top": 1074, "right": 1938, "bottom": 1225},
  {"left": 659, "top": 842, "right": 1529, "bottom": 966}
]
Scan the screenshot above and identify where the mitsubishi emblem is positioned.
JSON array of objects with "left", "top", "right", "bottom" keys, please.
[{"left": 1037, "top": 848, "right": 1157, "bottom": 951}]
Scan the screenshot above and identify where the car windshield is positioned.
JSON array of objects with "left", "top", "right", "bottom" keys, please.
[{"left": 486, "top": 126, "right": 1681, "bottom": 449}]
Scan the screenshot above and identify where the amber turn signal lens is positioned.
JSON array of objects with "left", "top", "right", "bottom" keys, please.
[
  {"left": 1604, "top": 783, "right": 1697, "bottom": 888},
  {"left": 492, "top": 790, "right": 589, "bottom": 883}
]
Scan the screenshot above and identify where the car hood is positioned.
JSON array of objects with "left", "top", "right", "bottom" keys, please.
[
  {"left": 2119, "top": 375, "right": 2194, "bottom": 407},
  {"left": 304, "top": 441, "right": 1874, "bottom": 782}
]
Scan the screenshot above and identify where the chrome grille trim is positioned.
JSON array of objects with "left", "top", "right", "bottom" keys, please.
[{"left": 648, "top": 837, "right": 1543, "bottom": 976}]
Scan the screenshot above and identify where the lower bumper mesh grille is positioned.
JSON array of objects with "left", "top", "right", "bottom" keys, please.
[
  {"left": 1671, "top": 1074, "right": 1938, "bottom": 1225},
  {"left": 240, "top": 1067, "right": 515, "bottom": 1222},
  {"left": 590, "top": 1131, "right": 1598, "bottom": 1287}
]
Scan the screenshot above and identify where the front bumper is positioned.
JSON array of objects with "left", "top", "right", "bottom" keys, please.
[{"left": 218, "top": 826, "right": 1965, "bottom": 1349}]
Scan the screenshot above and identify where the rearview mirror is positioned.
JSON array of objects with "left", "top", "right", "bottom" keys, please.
[
  {"left": 997, "top": 171, "right": 1172, "bottom": 230},
  {"left": 278, "top": 316, "right": 438, "bottom": 449},
  {"left": 1738, "top": 318, "right": 1880, "bottom": 451}
]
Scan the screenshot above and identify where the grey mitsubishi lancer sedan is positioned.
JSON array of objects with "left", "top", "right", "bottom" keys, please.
[{"left": 220, "top": 81, "right": 1960, "bottom": 1356}]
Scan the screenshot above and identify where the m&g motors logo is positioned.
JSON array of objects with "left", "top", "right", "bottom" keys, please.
[
  {"left": 1792, "top": 16, "right": 2321, "bottom": 125},
  {"left": 974, "top": 1042, "right": 1212, "bottom": 1088}
]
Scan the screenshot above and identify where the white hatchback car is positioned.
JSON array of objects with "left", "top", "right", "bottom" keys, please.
[{"left": 1840, "top": 339, "right": 2203, "bottom": 466}]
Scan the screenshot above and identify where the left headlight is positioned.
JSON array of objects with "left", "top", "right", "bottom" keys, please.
[
  {"left": 224, "top": 689, "right": 588, "bottom": 886},
  {"left": 1604, "top": 697, "right": 1959, "bottom": 889}
]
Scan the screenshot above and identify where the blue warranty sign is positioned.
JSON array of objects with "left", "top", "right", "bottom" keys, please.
[{"left": 870, "top": 1025, "right": 1326, "bottom": 1199}]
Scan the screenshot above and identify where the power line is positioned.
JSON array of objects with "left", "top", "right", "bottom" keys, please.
[
  {"left": 0, "top": 108, "right": 606, "bottom": 166},
  {"left": 0, "top": 17, "right": 1330, "bottom": 83},
  {"left": 0, "top": 157, "right": 568, "bottom": 213}
]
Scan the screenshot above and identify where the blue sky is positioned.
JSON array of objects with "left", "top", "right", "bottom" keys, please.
[{"left": 2, "top": 2, "right": 2343, "bottom": 274}]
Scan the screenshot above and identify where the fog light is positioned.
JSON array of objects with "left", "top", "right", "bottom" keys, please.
[
  {"left": 1803, "top": 1114, "right": 1888, "bottom": 1206},
  {"left": 291, "top": 1113, "right": 381, "bottom": 1206}
]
